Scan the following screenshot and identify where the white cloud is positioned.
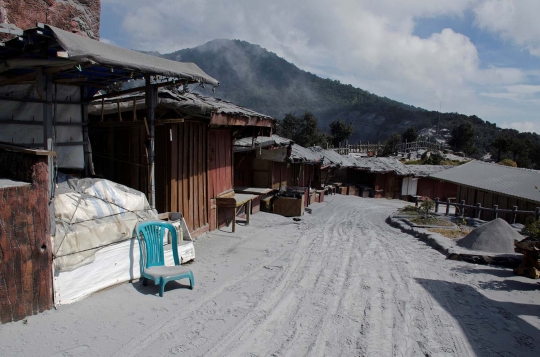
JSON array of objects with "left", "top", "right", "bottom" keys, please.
[
  {"left": 101, "top": 0, "right": 540, "bottom": 130},
  {"left": 99, "top": 37, "right": 116, "bottom": 45},
  {"left": 473, "top": 0, "right": 540, "bottom": 57},
  {"left": 501, "top": 121, "right": 540, "bottom": 134}
]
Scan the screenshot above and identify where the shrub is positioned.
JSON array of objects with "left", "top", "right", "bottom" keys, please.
[
  {"left": 498, "top": 159, "right": 517, "bottom": 167},
  {"left": 522, "top": 217, "right": 540, "bottom": 239},
  {"left": 418, "top": 200, "right": 435, "bottom": 218}
]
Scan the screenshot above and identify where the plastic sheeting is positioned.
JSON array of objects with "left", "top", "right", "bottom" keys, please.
[
  {"left": 53, "top": 176, "right": 158, "bottom": 271},
  {"left": 47, "top": 25, "right": 219, "bottom": 87},
  {"left": 0, "top": 83, "right": 84, "bottom": 168}
]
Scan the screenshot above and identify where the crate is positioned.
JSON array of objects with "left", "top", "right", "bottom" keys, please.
[{"left": 273, "top": 195, "right": 305, "bottom": 217}]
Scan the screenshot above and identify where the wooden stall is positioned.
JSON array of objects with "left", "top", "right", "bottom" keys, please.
[
  {"left": 233, "top": 135, "right": 323, "bottom": 209},
  {"left": 431, "top": 161, "right": 540, "bottom": 224},
  {"left": 88, "top": 90, "right": 273, "bottom": 235}
]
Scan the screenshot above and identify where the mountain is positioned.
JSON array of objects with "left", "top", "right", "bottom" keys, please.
[{"left": 161, "top": 39, "right": 539, "bottom": 157}]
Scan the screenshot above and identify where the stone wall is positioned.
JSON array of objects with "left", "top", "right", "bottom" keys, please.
[
  {"left": 0, "top": 150, "right": 52, "bottom": 324},
  {"left": 0, "top": 0, "right": 100, "bottom": 39}
]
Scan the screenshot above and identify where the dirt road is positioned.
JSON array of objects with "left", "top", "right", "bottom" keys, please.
[{"left": 1, "top": 195, "right": 538, "bottom": 356}]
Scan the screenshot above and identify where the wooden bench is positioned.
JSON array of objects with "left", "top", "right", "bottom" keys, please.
[{"left": 216, "top": 191, "right": 258, "bottom": 232}]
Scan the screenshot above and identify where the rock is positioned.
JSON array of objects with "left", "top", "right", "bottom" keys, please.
[
  {"left": 0, "top": 0, "right": 100, "bottom": 40},
  {"left": 456, "top": 218, "right": 524, "bottom": 254}
]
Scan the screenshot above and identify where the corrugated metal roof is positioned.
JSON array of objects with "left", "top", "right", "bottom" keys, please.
[
  {"left": 234, "top": 135, "right": 321, "bottom": 164},
  {"left": 88, "top": 89, "right": 273, "bottom": 122},
  {"left": 352, "top": 157, "right": 410, "bottom": 175},
  {"left": 307, "top": 146, "right": 356, "bottom": 167},
  {"left": 405, "top": 165, "right": 454, "bottom": 178},
  {"left": 431, "top": 161, "right": 540, "bottom": 204}
]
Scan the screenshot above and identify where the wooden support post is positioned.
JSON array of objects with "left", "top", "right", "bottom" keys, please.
[
  {"left": 494, "top": 205, "right": 499, "bottom": 219},
  {"left": 40, "top": 70, "right": 54, "bottom": 191},
  {"left": 133, "top": 98, "right": 137, "bottom": 121},
  {"left": 247, "top": 200, "right": 251, "bottom": 225},
  {"left": 81, "top": 86, "right": 91, "bottom": 177},
  {"left": 460, "top": 200, "right": 465, "bottom": 218},
  {"left": 476, "top": 203, "right": 482, "bottom": 219},
  {"left": 536, "top": 207, "right": 540, "bottom": 221},
  {"left": 434, "top": 197, "right": 439, "bottom": 213},
  {"left": 415, "top": 196, "right": 419, "bottom": 207},
  {"left": 145, "top": 74, "right": 157, "bottom": 209},
  {"left": 445, "top": 198, "right": 450, "bottom": 216},
  {"left": 512, "top": 206, "right": 518, "bottom": 224},
  {"left": 232, "top": 207, "right": 236, "bottom": 233},
  {"left": 100, "top": 97, "right": 105, "bottom": 122},
  {"left": 117, "top": 99, "right": 122, "bottom": 122}
]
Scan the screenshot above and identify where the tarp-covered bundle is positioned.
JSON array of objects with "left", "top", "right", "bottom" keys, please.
[{"left": 53, "top": 176, "right": 158, "bottom": 271}]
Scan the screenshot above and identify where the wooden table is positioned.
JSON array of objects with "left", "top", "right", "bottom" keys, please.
[
  {"left": 216, "top": 193, "right": 258, "bottom": 232},
  {"left": 234, "top": 186, "right": 273, "bottom": 195},
  {"left": 234, "top": 187, "right": 274, "bottom": 214}
]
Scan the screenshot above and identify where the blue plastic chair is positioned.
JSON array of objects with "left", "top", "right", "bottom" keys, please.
[{"left": 136, "top": 221, "right": 194, "bottom": 296}]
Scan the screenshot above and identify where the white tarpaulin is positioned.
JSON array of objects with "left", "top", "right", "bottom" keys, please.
[
  {"left": 53, "top": 176, "right": 195, "bottom": 304},
  {"left": 53, "top": 176, "right": 158, "bottom": 271}
]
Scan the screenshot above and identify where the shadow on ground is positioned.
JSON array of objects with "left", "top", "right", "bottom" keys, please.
[
  {"left": 416, "top": 278, "right": 540, "bottom": 356},
  {"left": 131, "top": 280, "right": 192, "bottom": 296}
]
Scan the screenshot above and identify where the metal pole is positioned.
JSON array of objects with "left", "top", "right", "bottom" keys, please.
[{"left": 145, "top": 74, "right": 157, "bottom": 209}]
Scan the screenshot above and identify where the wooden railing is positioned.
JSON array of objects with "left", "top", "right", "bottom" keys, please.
[
  {"left": 415, "top": 197, "right": 540, "bottom": 224},
  {"left": 329, "top": 140, "right": 449, "bottom": 156}
]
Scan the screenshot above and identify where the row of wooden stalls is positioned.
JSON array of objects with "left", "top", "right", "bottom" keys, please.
[
  {"left": 294, "top": 153, "right": 458, "bottom": 202},
  {"left": 233, "top": 135, "right": 327, "bottom": 216},
  {"left": 0, "top": 24, "right": 276, "bottom": 322}
]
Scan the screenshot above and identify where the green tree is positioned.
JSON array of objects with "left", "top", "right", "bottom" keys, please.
[
  {"left": 380, "top": 133, "right": 401, "bottom": 156},
  {"left": 401, "top": 126, "right": 417, "bottom": 143},
  {"left": 449, "top": 123, "right": 475, "bottom": 156},
  {"left": 508, "top": 137, "right": 530, "bottom": 167},
  {"left": 329, "top": 119, "right": 354, "bottom": 147},
  {"left": 277, "top": 112, "right": 327, "bottom": 147},
  {"left": 491, "top": 135, "right": 511, "bottom": 162}
]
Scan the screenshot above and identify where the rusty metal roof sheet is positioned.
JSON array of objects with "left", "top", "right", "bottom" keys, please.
[
  {"left": 405, "top": 165, "right": 454, "bottom": 178},
  {"left": 351, "top": 157, "right": 410, "bottom": 175},
  {"left": 431, "top": 160, "right": 540, "bottom": 204},
  {"left": 88, "top": 89, "right": 273, "bottom": 123},
  {"left": 306, "top": 146, "right": 356, "bottom": 168},
  {"left": 234, "top": 135, "right": 321, "bottom": 164}
]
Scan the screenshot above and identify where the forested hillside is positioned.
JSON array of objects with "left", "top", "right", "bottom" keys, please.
[{"left": 160, "top": 39, "right": 540, "bottom": 162}]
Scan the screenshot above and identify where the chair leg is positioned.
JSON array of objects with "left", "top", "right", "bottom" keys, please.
[
  {"left": 159, "top": 280, "right": 166, "bottom": 297},
  {"left": 189, "top": 273, "right": 195, "bottom": 289},
  {"left": 143, "top": 278, "right": 148, "bottom": 286}
]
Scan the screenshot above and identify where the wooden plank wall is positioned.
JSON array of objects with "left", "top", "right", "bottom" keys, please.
[
  {"left": 166, "top": 122, "right": 208, "bottom": 234},
  {"left": 456, "top": 185, "right": 539, "bottom": 224},
  {"left": 208, "top": 129, "right": 233, "bottom": 230},
  {"left": 233, "top": 151, "right": 253, "bottom": 187},
  {"left": 272, "top": 162, "right": 287, "bottom": 189},
  {"left": 0, "top": 153, "right": 52, "bottom": 324},
  {"left": 90, "top": 123, "right": 209, "bottom": 235},
  {"left": 89, "top": 126, "right": 148, "bottom": 195},
  {"left": 417, "top": 179, "right": 457, "bottom": 200}
]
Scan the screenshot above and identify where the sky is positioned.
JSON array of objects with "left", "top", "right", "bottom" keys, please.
[{"left": 100, "top": 0, "right": 540, "bottom": 134}]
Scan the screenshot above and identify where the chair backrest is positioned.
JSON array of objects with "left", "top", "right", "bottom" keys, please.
[{"left": 136, "top": 221, "right": 179, "bottom": 270}]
